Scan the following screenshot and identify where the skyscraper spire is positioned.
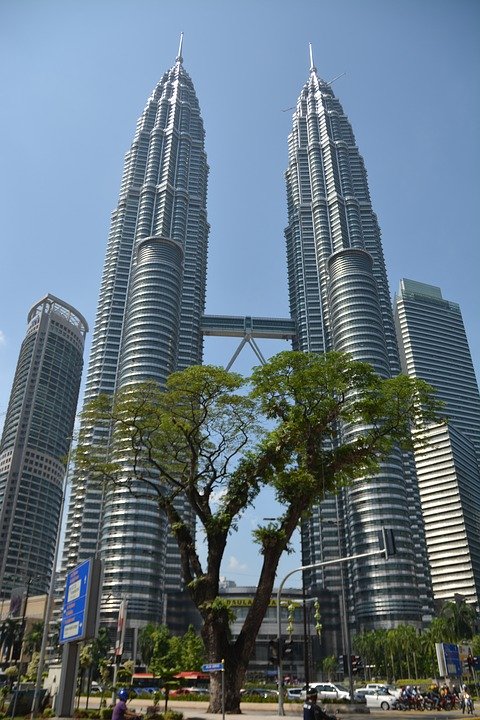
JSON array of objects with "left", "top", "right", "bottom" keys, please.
[
  {"left": 176, "top": 31, "right": 184, "bottom": 63},
  {"left": 309, "top": 42, "right": 316, "bottom": 73}
]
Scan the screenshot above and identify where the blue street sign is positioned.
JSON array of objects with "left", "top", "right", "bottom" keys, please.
[
  {"left": 201, "top": 662, "right": 224, "bottom": 672},
  {"left": 443, "top": 643, "right": 462, "bottom": 677},
  {"left": 59, "top": 559, "right": 92, "bottom": 643}
]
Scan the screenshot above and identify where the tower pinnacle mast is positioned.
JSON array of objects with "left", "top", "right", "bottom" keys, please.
[
  {"left": 309, "top": 43, "right": 316, "bottom": 73},
  {"left": 176, "top": 32, "right": 184, "bottom": 63}
]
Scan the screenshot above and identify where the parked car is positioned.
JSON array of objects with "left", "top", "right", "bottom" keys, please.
[
  {"left": 301, "top": 683, "right": 350, "bottom": 701},
  {"left": 286, "top": 687, "right": 303, "bottom": 700},
  {"left": 365, "top": 689, "right": 398, "bottom": 710},
  {"left": 240, "top": 687, "right": 279, "bottom": 698},
  {"left": 90, "top": 682, "right": 103, "bottom": 693}
]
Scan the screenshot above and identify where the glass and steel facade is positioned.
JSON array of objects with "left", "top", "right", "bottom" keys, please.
[
  {"left": 395, "top": 279, "right": 480, "bottom": 461},
  {"left": 285, "top": 55, "right": 432, "bottom": 630},
  {"left": 394, "top": 279, "right": 480, "bottom": 607},
  {"left": 0, "top": 295, "right": 87, "bottom": 599},
  {"left": 59, "top": 39, "right": 209, "bottom": 628}
]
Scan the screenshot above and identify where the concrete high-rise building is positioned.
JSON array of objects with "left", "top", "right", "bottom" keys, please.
[
  {"left": 59, "top": 36, "right": 209, "bottom": 633},
  {"left": 0, "top": 295, "right": 87, "bottom": 600},
  {"left": 394, "top": 279, "right": 480, "bottom": 461},
  {"left": 285, "top": 48, "right": 433, "bottom": 631},
  {"left": 394, "top": 279, "right": 480, "bottom": 608}
]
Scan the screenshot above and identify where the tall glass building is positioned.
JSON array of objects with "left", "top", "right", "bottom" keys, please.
[
  {"left": 0, "top": 295, "right": 87, "bottom": 600},
  {"left": 59, "top": 37, "right": 209, "bottom": 632},
  {"left": 285, "top": 50, "right": 433, "bottom": 630},
  {"left": 394, "top": 279, "right": 480, "bottom": 608}
]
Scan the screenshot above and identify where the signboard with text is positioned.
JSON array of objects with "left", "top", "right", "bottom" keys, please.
[
  {"left": 60, "top": 559, "right": 92, "bottom": 643},
  {"left": 59, "top": 558, "right": 102, "bottom": 644},
  {"left": 202, "top": 662, "right": 224, "bottom": 672},
  {"left": 436, "top": 642, "right": 463, "bottom": 677}
]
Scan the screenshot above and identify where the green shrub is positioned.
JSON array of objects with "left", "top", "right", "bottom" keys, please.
[
  {"left": 146, "top": 713, "right": 183, "bottom": 720},
  {"left": 100, "top": 708, "right": 113, "bottom": 720},
  {"left": 163, "top": 712, "right": 183, "bottom": 720},
  {"left": 241, "top": 694, "right": 277, "bottom": 703},
  {"left": 42, "top": 709, "right": 55, "bottom": 718}
]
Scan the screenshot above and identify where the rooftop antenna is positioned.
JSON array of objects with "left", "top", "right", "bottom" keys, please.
[
  {"left": 176, "top": 32, "right": 184, "bottom": 63},
  {"left": 309, "top": 43, "right": 316, "bottom": 73}
]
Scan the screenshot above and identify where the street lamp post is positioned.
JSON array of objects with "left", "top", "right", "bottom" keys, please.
[{"left": 276, "top": 535, "right": 393, "bottom": 716}]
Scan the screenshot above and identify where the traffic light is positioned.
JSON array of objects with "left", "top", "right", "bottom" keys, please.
[
  {"left": 351, "top": 655, "right": 363, "bottom": 675},
  {"left": 268, "top": 639, "right": 279, "bottom": 664},
  {"left": 338, "top": 655, "right": 348, "bottom": 674},
  {"left": 378, "top": 528, "right": 396, "bottom": 559},
  {"left": 282, "top": 639, "right": 293, "bottom": 659}
]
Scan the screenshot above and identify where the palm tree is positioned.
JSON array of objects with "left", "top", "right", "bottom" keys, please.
[
  {"left": 440, "top": 600, "right": 477, "bottom": 641},
  {"left": 0, "top": 619, "right": 22, "bottom": 662},
  {"left": 322, "top": 655, "right": 337, "bottom": 681},
  {"left": 24, "top": 621, "right": 44, "bottom": 655}
]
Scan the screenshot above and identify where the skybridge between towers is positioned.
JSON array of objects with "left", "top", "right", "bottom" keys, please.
[{"left": 201, "top": 314, "right": 296, "bottom": 369}]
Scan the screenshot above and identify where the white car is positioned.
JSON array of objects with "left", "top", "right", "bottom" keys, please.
[
  {"left": 301, "top": 683, "right": 350, "bottom": 701},
  {"left": 366, "top": 683, "right": 399, "bottom": 695},
  {"left": 365, "top": 689, "right": 398, "bottom": 710}
]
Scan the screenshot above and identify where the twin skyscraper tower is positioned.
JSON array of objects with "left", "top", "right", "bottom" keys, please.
[{"left": 55, "top": 37, "right": 471, "bottom": 646}]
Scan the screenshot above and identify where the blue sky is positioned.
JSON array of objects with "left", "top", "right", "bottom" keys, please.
[{"left": 0, "top": 0, "right": 479, "bottom": 587}]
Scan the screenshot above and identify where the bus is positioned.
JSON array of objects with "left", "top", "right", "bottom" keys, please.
[{"left": 130, "top": 674, "right": 162, "bottom": 694}]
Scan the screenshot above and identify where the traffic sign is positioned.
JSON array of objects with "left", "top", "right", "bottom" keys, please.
[
  {"left": 202, "top": 662, "right": 224, "bottom": 672},
  {"left": 60, "top": 559, "right": 92, "bottom": 643}
]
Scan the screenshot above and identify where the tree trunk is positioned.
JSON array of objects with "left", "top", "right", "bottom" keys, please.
[
  {"left": 208, "top": 657, "right": 246, "bottom": 714},
  {"left": 202, "top": 617, "right": 247, "bottom": 713}
]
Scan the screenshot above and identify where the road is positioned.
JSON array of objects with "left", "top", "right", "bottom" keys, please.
[{"left": 78, "top": 697, "right": 478, "bottom": 720}]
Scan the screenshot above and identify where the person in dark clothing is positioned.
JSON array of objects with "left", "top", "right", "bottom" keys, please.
[{"left": 303, "top": 689, "right": 333, "bottom": 720}]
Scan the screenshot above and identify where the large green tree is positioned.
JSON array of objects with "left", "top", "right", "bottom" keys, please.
[
  {"left": 137, "top": 624, "right": 204, "bottom": 675},
  {"left": 76, "top": 350, "right": 440, "bottom": 713}
]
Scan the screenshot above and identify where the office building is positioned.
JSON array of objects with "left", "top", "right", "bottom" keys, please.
[
  {"left": 59, "top": 36, "right": 209, "bottom": 632},
  {"left": 395, "top": 279, "right": 480, "bottom": 461},
  {"left": 285, "top": 48, "right": 432, "bottom": 630},
  {"left": 0, "top": 295, "right": 87, "bottom": 600},
  {"left": 394, "top": 279, "right": 480, "bottom": 607}
]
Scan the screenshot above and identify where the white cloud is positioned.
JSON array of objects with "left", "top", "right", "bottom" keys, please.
[{"left": 228, "top": 555, "right": 248, "bottom": 573}]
